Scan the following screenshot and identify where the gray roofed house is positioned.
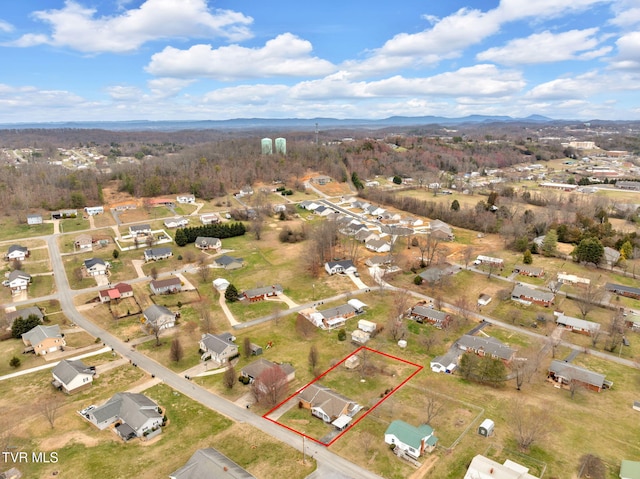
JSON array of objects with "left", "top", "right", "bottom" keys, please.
[
  {"left": 511, "top": 284, "right": 554, "bottom": 306},
  {"left": 457, "top": 334, "right": 515, "bottom": 362},
  {"left": 6, "top": 306, "right": 43, "bottom": 325},
  {"left": 7, "top": 269, "right": 32, "bottom": 294},
  {"left": 318, "top": 304, "right": 357, "bottom": 329},
  {"left": 27, "top": 214, "right": 43, "bottom": 225},
  {"left": 547, "top": 359, "right": 611, "bottom": 392},
  {"left": 143, "top": 304, "right": 176, "bottom": 330},
  {"left": 52, "top": 359, "right": 95, "bottom": 394},
  {"left": 144, "top": 247, "right": 173, "bottom": 262},
  {"left": 214, "top": 255, "right": 244, "bottom": 270},
  {"left": 606, "top": 282, "right": 640, "bottom": 299},
  {"left": 298, "top": 383, "right": 361, "bottom": 424},
  {"left": 85, "top": 392, "right": 163, "bottom": 439},
  {"left": 408, "top": 305, "right": 451, "bottom": 329},
  {"left": 555, "top": 314, "right": 601, "bottom": 336},
  {"left": 365, "top": 237, "right": 391, "bottom": 253},
  {"left": 241, "top": 284, "right": 283, "bottom": 302},
  {"left": 194, "top": 236, "right": 221, "bottom": 250},
  {"left": 429, "top": 219, "right": 454, "bottom": 240},
  {"left": 430, "top": 349, "right": 461, "bottom": 373},
  {"left": 603, "top": 246, "right": 621, "bottom": 266},
  {"left": 83, "top": 258, "right": 109, "bottom": 276},
  {"left": 513, "top": 264, "right": 545, "bottom": 277},
  {"left": 21, "top": 324, "right": 65, "bottom": 355},
  {"left": 150, "top": 277, "right": 182, "bottom": 295},
  {"left": 170, "top": 447, "right": 256, "bottom": 479},
  {"left": 6, "top": 244, "right": 29, "bottom": 261},
  {"left": 129, "top": 224, "right": 152, "bottom": 236},
  {"left": 241, "top": 358, "right": 295, "bottom": 383},
  {"left": 199, "top": 333, "right": 238, "bottom": 363},
  {"left": 325, "top": 260, "right": 357, "bottom": 275}
]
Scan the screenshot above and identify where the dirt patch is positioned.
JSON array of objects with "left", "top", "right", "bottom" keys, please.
[{"left": 40, "top": 431, "right": 102, "bottom": 450}]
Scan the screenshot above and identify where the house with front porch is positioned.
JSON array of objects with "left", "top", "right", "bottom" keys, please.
[
  {"left": 144, "top": 248, "right": 173, "bottom": 262},
  {"left": 456, "top": 334, "right": 515, "bottom": 363},
  {"left": 199, "top": 333, "right": 238, "bottom": 363},
  {"left": 511, "top": 284, "right": 554, "bottom": 307},
  {"left": 129, "top": 224, "right": 152, "bottom": 237},
  {"left": 98, "top": 282, "right": 134, "bottom": 303},
  {"left": 547, "top": 360, "right": 612, "bottom": 392},
  {"left": 176, "top": 194, "right": 195, "bottom": 204},
  {"left": 384, "top": 420, "right": 438, "bottom": 459},
  {"left": 407, "top": 304, "right": 452, "bottom": 329},
  {"left": 513, "top": 264, "right": 544, "bottom": 277},
  {"left": 85, "top": 392, "right": 163, "bottom": 440},
  {"left": 298, "top": 383, "right": 361, "bottom": 425},
  {"left": 164, "top": 217, "right": 189, "bottom": 229},
  {"left": 200, "top": 213, "right": 221, "bottom": 225},
  {"left": 241, "top": 284, "right": 283, "bottom": 302},
  {"left": 143, "top": 305, "right": 176, "bottom": 330},
  {"left": 194, "top": 236, "right": 222, "bottom": 251},
  {"left": 606, "top": 283, "right": 640, "bottom": 300},
  {"left": 240, "top": 358, "right": 295, "bottom": 383},
  {"left": 325, "top": 260, "right": 357, "bottom": 275},
  {"left": 150, "top": 277, "right": 182, "bottom": 295},
  {"left": 555, "top": 314, "right": 601, "bottom": 336},
  {"left": 7, "top": 269, "right": 32, "bottom": 294}
]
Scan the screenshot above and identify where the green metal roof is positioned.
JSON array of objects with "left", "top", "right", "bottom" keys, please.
[
  {"left": 385, "top": 420, "right": 434, "bottom": 449},
  {"left": 620, "top": 460, "right": 640, "bottom": 479}
]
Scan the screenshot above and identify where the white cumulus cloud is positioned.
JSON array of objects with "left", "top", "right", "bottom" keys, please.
[
  {"left": 146, "top": 33, "right": 336, "bottom": 80},
  {"left": 8, "top": 0, "right": 253, "bottom": 53}
]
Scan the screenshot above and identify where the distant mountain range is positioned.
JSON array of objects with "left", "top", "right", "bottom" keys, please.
[{"left": 0, "top": 114, "right": 559, "bottom": 131}]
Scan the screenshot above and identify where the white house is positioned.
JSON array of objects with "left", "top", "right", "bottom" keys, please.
[
  {"left": 84, "top": 206, "right": 104, "bottom": 215},
  {"left": 129, "top": 224, "right": 152, "bottom": 237},
  {"left": 144, "top": 248, "right": 173, "bottom": 262},
  {"left": 52, "top": 359, "right": 95, "bottom": 394},
  {"left": 27, "top": 214, "right": 43, "bottom": 225},
  {"left": 357, "top": 319, "right": 376, "bottom": 333},
  {"left": 164, "top": 217, "right": 189, "bottom": 229},
  {"left": 194, "top": 237, "right": 221, "bottom": 251},
  {"left": 143, "top": 305, "right": 176, "bottom": 330},
  {"left": 464, "top": 455, "right": 539, "bottom": 479},
  {"left": 7, "top": 269, "right": 31, "bottom": 294},
  {"left": 84, "top": 258, "right": 110, "bottom": 276},
  {"left": 200, "top": 213, "right": 221, "bottom": 225},
  {"left": 325, "top": 260, "right": 357, "bottom": 275},
  {"left": 365, "top": 238, "right": 391, "bottom": 253},
  {"left": 384, "top": 420, "right": 438, "bottom": 459},
  {"left": 199, "top": 333, "right": 238, "bottom": 363},
  {"left": 176, "top": 194, "right": 196, "bottom": 204},
  {"left": 6, "top": 245, "right": 29, "bottom": 261}
]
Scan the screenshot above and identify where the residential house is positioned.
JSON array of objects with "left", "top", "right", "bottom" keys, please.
[
  {"left": 129, "top": 224, "right": 152, "bottom": 237},
  {"left": 164, "top": 217, "right": 189, "bottom": 229},
  {"left": 418, "top": 264, "right": 460, "bottom": 285},
  {"left": 315, "top": 304, "right": 357, "bottom": 329},
  {"left": 200, "top": 213, "right": 221, "bottom": 225},
  {"left": 606, "top": 283, "right": 640, "bottom": 300},
  {"left": 241, "top": 284, "right": 283, "bottom": 302},
  {"left": 6, "top": 306, "right": 44, "bottom": 326},
  {"left": 52, "top": 359, "right": 95, "bottom": 394},
  {"left": 365, "top": 238, "right": 391, "bottom": 253},
  {"left": 176, "top": 194, "right": 196, "bottom": 204},
  {"left": 620, "top": 460, "right": 640, "bottom": 479},
  {"left": 85, "top": 392, "right": 163, "bottom": 440},
  {"left": 557, "top": 272, "right": 590, "bottom": 286},
  {"left": 144, "top": 248, "right": 173, "bottom": 262},
  {"left": 365, "top": 255, "right": 392, "bottom": 267},
  {"left": 99, "top": 282, "right": 134, "bottom": 303},
  {"left": 312, "top": 175, "right": 331, "bottom": 185},
  {"left": 384, "top": 420, "right": 438, "bottom": 459},
  {"left": 475, "top": 255, "right": 504, "bottom": 269},
  {"left": 51, "top": 209, "right": 78, "bottom": 219},
  {"left": 547, "top": 360, "right": 612, "bottom": 392},
  {"left": 150, "top": 277, "right": 182, "bottom": 295},
  {"left": 27, "top": 214, "right": 43, "bottom": 225},
  {"left": 299, "top": 200, "right": 320, "bottom": 211},
  {"left": 408, "top": 305, "right": 452, "bottom": 329},
  {"left": 625, "top": 317, "right": 640, "bottom": 332},
  {"left": 430, "top": 349, "right": 460, "bottom": 374},
  {"left": 194, "top": 236, "right": 221, "bottom": 251},
  {"left": 603, "top": 246, "right": 621, "bottom": 266},
  {"left": 143, "top": 305, "right": 176, "bottom": 331},
  {"left": 430, "top": 219, "right": 454, "bottom": 240},
  {"left": 7, "top": 269, "right": 32, "bottom": 294},
  {"left": 477, "top": 294, "right": 492, "bottom": 307},
  {"left": 169, "top": 448, "right": 256, "bottom": 479},
  {"left": 6, "top": 245, "right": 29, "bottom": 261},
  {"left": 22, "top": 324, "right": 65, "bottom": 355},
  {"left": 84, "top": 258, "right": 110, "bottom": 276},
  {"left": 464, "top": 454, "right": 540, "bottom": 479},
  {"left": 513, "top": 264, "right": 544, "bottom": 277},
  {"left": 199, "top": 333, "right": 238, "bottom": 362},
  {"left": 511, "top": 284, "right": 555, "bottom": 307},
  {"left": 240, "top": 358, "right": 295, "bottom": 383},
  {"left": 214, "top": 255, "right": 244, "bottom": 270},
  {"left": 456, "top": 334, "right": 516, "bottom": 362},
  {"left": 314, "top": 205, "right": 337, "bottom": 217},
  {"left": 325, "top": 260, "right": 357, "bottom": 275},
  {"left": 298, "top": 383, "right": 360, "bottom": 425},
  {"left": 84, "top": 206, "right": 104, "bottom": 215},
  {"left": 355, "top": 229, "right": 379, "bottom": 243},
  {"left": 148, "top": 198, "right": 175, "bottom": 207},
  {"left": 365, "top": 205, "right": 386, "bottom": 217},
  {"left": 555, "top": 314, "right": 601, "bottom": 336},
  {"left": 74, "top": 234, "right": 93, "bottom": 251}
]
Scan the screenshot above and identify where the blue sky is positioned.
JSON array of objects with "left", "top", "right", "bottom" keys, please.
[{"left": 1, "top": 0, "right": 639, "bottom": 122}]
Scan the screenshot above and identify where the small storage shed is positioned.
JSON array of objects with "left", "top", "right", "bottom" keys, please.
[
  {"left": 358, "top": 319, "right": 377, "bottom": 333},
  {"left": 250, "top": 343, "right": 263, "bottom": 356},
  {"left": 478, "top": 418, "right": 495, "bottom": 437}
]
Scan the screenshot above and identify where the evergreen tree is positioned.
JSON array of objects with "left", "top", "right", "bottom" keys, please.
[
  {"left": 523, "top": 249, "right": 533, "bottom": 264},
  {"left": 225, "top": 284, "right": 239, "bottom": 303},
  {"left": 175, "top": 228, "right": 188, "bottom": 247},
  {"left": 451, "top": 199, "right": 460, "bottom": 211},
  {"left": 392, "top": 175, "right": 402, "bottom": 185},
  {"left": 541, "top": 229, "right": 558, "bottom": 256},
  {"left": 572, "top": 237, "right": 604, "bottom": 265},
  {"left": 620, "top": 240, "right": 634, "bottom": 260},
  {"left": 12, "top": 314, "right": 43, "bottom": 338}
]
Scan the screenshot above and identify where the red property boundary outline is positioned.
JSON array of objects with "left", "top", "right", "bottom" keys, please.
[{"left": 263, "top": 346, "right": 423, "bottom": 446}]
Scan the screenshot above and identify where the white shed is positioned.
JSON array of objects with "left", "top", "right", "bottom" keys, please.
[
  {"left": 478, "top": 418, "right": 495, "bottom": 437},
  {"left": 348, "top": 298, "right": 367, "bottom": 313}
]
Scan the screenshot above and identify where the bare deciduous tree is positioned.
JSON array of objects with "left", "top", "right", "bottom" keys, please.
[
  {"left": 308, "top": 345, "right": 319, "bottom": 371},
  {"left": 416, "top": 235, "right": 442, "bottom": 268},
  {"left": 510, "top": 398, "right": 551, "bottom": 451},
  {"left": 243, "top": 337, "right": 252, "bottom": 359},
  {"left": 223, "top": 364, "right": 236, "bottom": 389},
  {"left": 424, "top": 392, "right": 444, "bottom": 424},
  {"left": 197, "top": 254, "right": 211, "bottom": 282},
  {"left": 387, "top": 289, "right": 411, "bottom": 341},
  {"left": 463, "top": 246, "right": 474, "bottom": 270},
  {"left": 170, "top": 337, "right": 184, "bottom": 363},
  {"left": 251, "top": 365, "right": 289, "bottom": 408},
  {"left": 578, "top": 454, "right": 606, "bottom": 479},
  {"left": 575, "top": 282, "right": 604, "bottom": 320},
  {"left": 150, "top": 266, "right": 159, "bottom": 280},
  {"left": 39, "top": 396, "right": 64, "bottom": 429},
  {"left": 296, "top": 315, "right": 316, "bottom": 339}
]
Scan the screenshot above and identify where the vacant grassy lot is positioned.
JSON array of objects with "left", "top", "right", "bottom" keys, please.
[{"left": 0, "top": 219, "right": 53, "bottom": 242}]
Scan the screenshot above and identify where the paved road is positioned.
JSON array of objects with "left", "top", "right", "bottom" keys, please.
[{"left": 45, "top": 236, "right": 382, "bottom": 479}]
